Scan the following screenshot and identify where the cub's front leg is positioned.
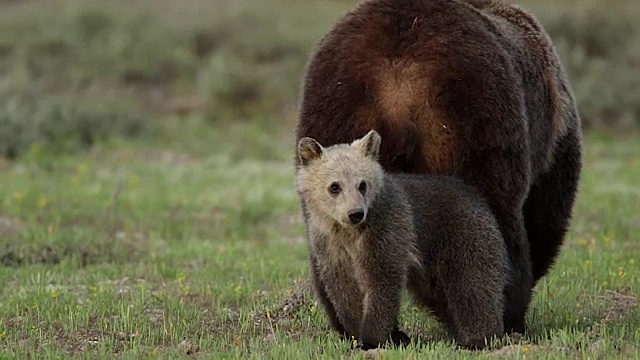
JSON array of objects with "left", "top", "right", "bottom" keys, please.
[
  {"left": 309, "top": 253, "right": 347, "bottom": 337},
  {"left": 355, "top": 235, "right": 410, "bottom": 350},
  {"left": 315, "top": 252, "right": 366, "bottom": 341}
]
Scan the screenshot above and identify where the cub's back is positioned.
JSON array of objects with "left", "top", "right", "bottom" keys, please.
[{"left": 389, "top": 173, "right": 503, "bottom": 254}]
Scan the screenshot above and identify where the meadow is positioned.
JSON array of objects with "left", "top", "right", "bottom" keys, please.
[{"left": 1, "top": 0, "right": 639, "bottom": 358}]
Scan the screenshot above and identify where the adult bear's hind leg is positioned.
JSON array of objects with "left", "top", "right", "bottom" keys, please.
[
  {"left": 463, "top": 147, "right": 533, "bottom": 335},
  {"left": 524, "top": 127, "right": 583, "bottom": 285}
]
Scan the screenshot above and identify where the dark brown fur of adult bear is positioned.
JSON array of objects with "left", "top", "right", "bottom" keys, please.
[{"left": 294, "top": 0, "right": 583, "bottom": 335}]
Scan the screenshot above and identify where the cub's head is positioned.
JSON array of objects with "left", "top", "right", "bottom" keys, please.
[{"left": 296, "top": 130, "right": 384, "bottom": 228}]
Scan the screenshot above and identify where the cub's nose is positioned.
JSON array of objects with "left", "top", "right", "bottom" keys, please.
[{"left": 348, "top": 209, "right": 365, "bottom": 224}]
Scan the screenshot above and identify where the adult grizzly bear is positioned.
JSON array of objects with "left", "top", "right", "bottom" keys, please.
[{"left": 294, "top": 0, "right": 583, "bottom": 335}]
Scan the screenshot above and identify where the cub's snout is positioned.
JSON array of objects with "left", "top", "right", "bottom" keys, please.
[{"left": 348, "top": 208, "right": 366, "bottom": 224}]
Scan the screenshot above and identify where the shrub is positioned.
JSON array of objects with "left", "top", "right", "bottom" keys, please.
[
  {"left": 530, "top": 0, "right": 640, "bottom": 132},
  {"left": 0, "top": 3, "right": 197, "bottom": 89},
  {"left": 0, "top": 84, "right": 149, "bottom": 159},
  {"left": 193, "top": 5, "right": 319, "bottom": 123},
  {"left": 0, "top": 3, "right": 179, "bottom": 159}
]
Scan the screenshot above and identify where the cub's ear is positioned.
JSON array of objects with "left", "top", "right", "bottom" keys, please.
[
  {"left": 298, "top": 137, "right": 324, "bottom": 165},
  {"left": 353, "top": 130, "right": 381, "bottom": 159}
]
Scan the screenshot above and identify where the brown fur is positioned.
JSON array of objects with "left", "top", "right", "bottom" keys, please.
[
  {"left": 297, "top": 131, "right": 508, "bottom": 350},
  {"left": 295, "top": 0, "right": 583, "bottom": 334},
  {"left": 462, "top": 0, "right": 573, "bottom": 166}
]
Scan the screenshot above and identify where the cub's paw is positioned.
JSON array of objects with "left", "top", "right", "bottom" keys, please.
[
  {"left": 358, "top": 335, "right": 384, "bottom": 351},
  {"left": 456, "top": 337, "right": 489, "bottom": 351},
  {"left": 391, "top": 329, "right": 411, "bottom": 347},
  {"left": 360, "top": 342, "right": 380, "bottom": 351}
]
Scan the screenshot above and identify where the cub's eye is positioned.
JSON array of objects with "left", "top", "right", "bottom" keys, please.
[
  {"left": 328, "top": 182, "right": 341, "bottom": 195},
  {"left": 358, "top": 181, "right": 367, "bottom": 195}
]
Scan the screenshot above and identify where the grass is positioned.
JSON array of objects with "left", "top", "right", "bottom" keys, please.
[
  {"left": 0, "top": 0, "right": 639, "bottom": 358},
  {"left": 1, "top": 117, "right": 639, "bottom": 359}
]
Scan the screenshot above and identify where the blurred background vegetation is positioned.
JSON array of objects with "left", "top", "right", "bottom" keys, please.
[{"left": 0, "top": 0, "right": 638, "bottom": 160}]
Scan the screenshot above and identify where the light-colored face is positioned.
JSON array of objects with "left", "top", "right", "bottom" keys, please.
[{"left": 296, "top": 130, "right": 384, "bottom": 227}]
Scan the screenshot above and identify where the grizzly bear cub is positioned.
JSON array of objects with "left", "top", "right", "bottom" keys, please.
[{"left": 296, "top": 130, "right": 509, "bottom": 350}]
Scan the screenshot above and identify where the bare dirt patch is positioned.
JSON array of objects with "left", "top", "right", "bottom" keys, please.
[
  {"left": 0, "top": 230, "right": 149, "bottom": 268},
  {"left": 177, "top": 339, "right": 199, "bottom": 356},
  {"left": 253, "top": 280, "right": 312, "bottom": 324},
  {"left": 599, "top": 289, "right": 638, "bottom": 322},
  {"left": 251, "top": 279, "right": 314, "bottom": 343},
  {"left": 0, "top": 243, "right": 71, "bottom": 267},
  {"left": 0, "top": 216, "right": 21, "bottom": 236}
]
